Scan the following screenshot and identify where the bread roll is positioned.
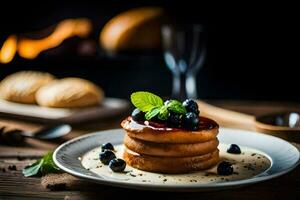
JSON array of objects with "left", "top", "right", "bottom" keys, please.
[
  {"left": 36, "top": 78, "right": 104, "bottom": 108},
  {"left": 0, "top": 71, "right": 55, "bottom": 104},
  {"left": 100, "top": 7, "right": 164, "bottom": 51}
]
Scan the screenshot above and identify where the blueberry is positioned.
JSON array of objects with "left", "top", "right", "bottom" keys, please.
[
  {"left": 217, "top": 161, "right": 233, "bottom": 176},
  {"left": 164, "top": 99, "right": 171, "bottom": 106},
  {"left": 227, "top": 144, "right": 241, "bottom": 154},
  {"left": 182, "top": 99, "right": 200, "bottom": 115},
  {"left": 131, "top": 108, "right": 145, "bottom": 121},
  {"left": 99, "top": 150, "right": 116, "bottom": 165},
  {"left": 149, "top": 114, "right": 165, "bottom": 124},
  {"left": 101, "top": 143, "right": 114, "bottom": 152},
  {"left": 183, "top": 112, "right": 200, "bottom": 131},
  {"left": 166, "top": 112, "right": 182, "bottom": 128},
  {"left": 109, "top": 158, "right": 126, "bottom": 172}
]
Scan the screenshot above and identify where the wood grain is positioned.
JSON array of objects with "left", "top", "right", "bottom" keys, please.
[{"left": 0, "top": 100, "right": 299, "bottom": 200}]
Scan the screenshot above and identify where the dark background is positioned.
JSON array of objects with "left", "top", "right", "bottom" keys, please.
[{"left": 0, "top": 1, "right": 299, "bottom": 101}]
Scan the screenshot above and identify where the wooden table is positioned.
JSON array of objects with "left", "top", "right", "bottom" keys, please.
[{"left": 0, "top": 100, "right": 299, "bottom": 200}]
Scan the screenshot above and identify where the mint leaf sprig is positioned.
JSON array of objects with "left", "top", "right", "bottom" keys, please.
[
  {"left": 131, "top": 91, "right": 186, "bottom": 120},
  {"left": 22, "top": 152, "right": 60, "bottom": 177},
  {"left": 131, "top": 91, "right": 163, "bottom": 112}
]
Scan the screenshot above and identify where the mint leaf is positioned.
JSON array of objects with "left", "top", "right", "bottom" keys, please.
[
  {"left": 22, "top": 159, "right": 43, "bottom": 177},
  {"left": 167, "top": 100, "right": 187, "bottom": 114},
  {"left": 41, "top": 152, "right": 60, "bottom": 174},
  {"left": 22, "top": 152, "right": 60, "bottom": 177},
  {"left": 158, "top": 105, "right": 169, "bottom": 120},
  {"left": 131, "top": 91, "right": 163, "bottom": 112},
  {"left": 145, "top": 107, "right": 161, "bottom": 120}
]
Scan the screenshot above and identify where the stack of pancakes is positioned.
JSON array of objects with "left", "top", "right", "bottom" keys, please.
[{"left": 121, "top": 117, "right": 220, "bottom": 174}]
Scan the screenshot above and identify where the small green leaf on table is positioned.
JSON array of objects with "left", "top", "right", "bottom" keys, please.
[{"left": 22, "top": 152, "right": 60, "bottom": 177}]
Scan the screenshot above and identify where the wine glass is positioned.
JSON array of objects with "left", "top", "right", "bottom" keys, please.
[{"left": 162, "top": 24, "right": 206, "bottom": 100}]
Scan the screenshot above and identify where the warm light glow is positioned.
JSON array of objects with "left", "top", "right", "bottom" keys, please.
[
  {"left": 0, "top": 35, "right": 17, "bottom": 64},
  {"left": 18, "top": 18, "right": 92, "bottom": 59}
]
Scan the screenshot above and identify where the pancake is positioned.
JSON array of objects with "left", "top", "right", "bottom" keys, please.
[
  {"left": 123, "top": 148, "right": 219, "bottom": 174},
  {"left": 124, "top": 134, "right": 219, "bottom": 157},
  {"left": 121, "top": 116, "right": 219, "bottom": 144}
]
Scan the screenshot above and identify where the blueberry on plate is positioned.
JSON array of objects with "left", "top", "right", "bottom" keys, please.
[
  {"left": 131, "top": 108, "right": 145, "bottom": 121},
  {"left": 227, "top": 144, "right": 241, "bottom": 154},
  {"left": 101, "top": 143, "right": 114, "bottom": 152},
  {"left": 217, "top": 161, "right": 233, "bottom": 176},
  {"left": 99, "top": 150, "right": 116, "bottom": 165},
  {"left": 166, "top": 112, "right": 182, "bottom": 128},
  {"left": 109, "top": 158, "right": 126, "bottom": 172},
  {"left": 183, "top": 112, "right": 200, "bottom": 131},
  {"left": 182, "top": 99, "right": 200, "bottom": 115}
]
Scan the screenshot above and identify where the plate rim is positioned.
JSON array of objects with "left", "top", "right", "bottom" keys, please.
[{"left": 53, "top": 128, "right": 300, "bottom": 191}]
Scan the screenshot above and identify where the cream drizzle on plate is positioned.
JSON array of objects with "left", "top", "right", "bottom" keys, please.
[{"left": 81, "top": 144, "right": 271, "bottom": 185}]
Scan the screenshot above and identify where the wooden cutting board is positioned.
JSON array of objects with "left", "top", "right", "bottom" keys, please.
[{"left": 0, "top": 98, "right": 129, "bottom": 124}]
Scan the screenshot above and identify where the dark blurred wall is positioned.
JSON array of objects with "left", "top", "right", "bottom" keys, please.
[{"left": 0, "top": 1, "right": 299, "bottom": 101}]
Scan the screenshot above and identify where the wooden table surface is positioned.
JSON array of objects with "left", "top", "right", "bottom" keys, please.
[{"left": 0, "top": 100, "right": 299, "bottom": 200}]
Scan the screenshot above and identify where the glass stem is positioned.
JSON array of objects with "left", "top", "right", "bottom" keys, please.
[
  {"left": 172, "top": 72, "right": 187, "bottom": 101},
  {"left": 172, "top": 71, "right": 198, "bottom": 100},
  {"left": 186, "top": 72, "right": 198, "bottom": 99}
]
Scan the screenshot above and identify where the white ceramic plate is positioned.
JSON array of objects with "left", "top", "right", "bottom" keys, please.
[
  {"left": 53, "top": 128, "right": 300, "bottom": 191},
  {"left": 0, "top": 98, "right": 129, "bottom": 123}
]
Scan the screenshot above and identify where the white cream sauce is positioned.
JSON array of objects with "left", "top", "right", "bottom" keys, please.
[{"left": 81, "top": 144, "right": 271, "bottom": 185}]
